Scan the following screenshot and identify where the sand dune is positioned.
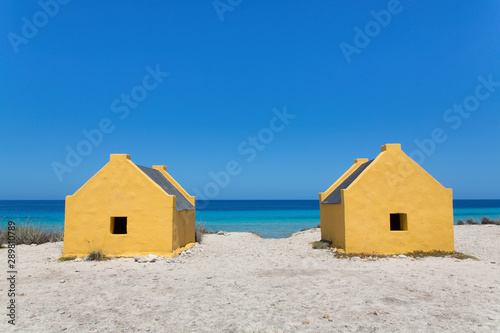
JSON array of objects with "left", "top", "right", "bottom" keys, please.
[{"left": 1, "top": 225, "right": 499, "bottom": 332}]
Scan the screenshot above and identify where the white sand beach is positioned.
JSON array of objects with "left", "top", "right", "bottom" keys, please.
[{"left": 1, "top": 225, "right": 499, "bottom": 332}]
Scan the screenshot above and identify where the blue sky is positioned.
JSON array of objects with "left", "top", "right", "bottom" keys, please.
[{"left": 1, "top": 0, "right": 499, "bottom": 200}]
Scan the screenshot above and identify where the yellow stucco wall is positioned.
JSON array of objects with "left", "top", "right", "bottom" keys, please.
[
  {"left": 319, "top": 202, "right": 345, "bottom": 249},
  {"left": 319, "top": 159, "right": 368, "bottom": 249},
  {"left": 320, "top": 144, "right": 454, "bottom": 254},
  {"left": 153, "top": 165, "right": 196, "bottom": 250},
  {"left": 63, "top": 154, "right": 196, "bottom": 257},
  {"left": 172, "top": 208, "right": 196, "bottom": 251}
]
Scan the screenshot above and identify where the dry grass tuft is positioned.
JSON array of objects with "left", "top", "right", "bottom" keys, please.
[
  {"left": 0, "top": 218, "right": 63, "bottom": 247},
  {"left": 87, "top": 249, "right": 107, "bottom": 261},
  {"left": 457, "top": 216, "right": 500, "bottom": 225},
  {"left": 195, "top": 222, "right": 214, "bottom": 243},
  {"left": 480, "top": 217, "right": 500, "bottom": 225}
]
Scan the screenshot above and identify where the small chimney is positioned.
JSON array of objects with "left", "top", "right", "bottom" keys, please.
[
  {"left": 110, "top": 154, "right": 131, "bottom": 161},
  {"left": 381, "top": 144, "right": 401, "bottom": 152},
  {"left": 152, "top": 165, "right": 167, "bottom": 171}
]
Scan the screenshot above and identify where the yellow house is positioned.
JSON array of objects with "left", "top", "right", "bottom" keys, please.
[
  {"left": 319, "top": 144, "right": 454, "bottom": 254},
  {"left": 63, "top": 154, "right": 196, "bottom": 257}
]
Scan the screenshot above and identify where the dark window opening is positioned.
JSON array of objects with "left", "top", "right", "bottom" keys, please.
[
  {"left": 390, "top": 213, "right": 407, "bottom": 231},
  {"left": 111, "top": 217, "right": 127, "bottom": 234}
]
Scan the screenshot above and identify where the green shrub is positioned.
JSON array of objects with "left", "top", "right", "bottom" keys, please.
[
  {"left": 332, "top": 250, "right": 476, "bottom": 260},
  {"left": 59, "top": 256, "right": 77, "bottom": 261},
  {"left": 405, "top": 250, "right": 477, "bottom": 260},
  {"left": 312, "top": 240, "right": 332, "bottom": 249},
  {"left": 333, "top": 252, "right": 388, "bottom": 259}
]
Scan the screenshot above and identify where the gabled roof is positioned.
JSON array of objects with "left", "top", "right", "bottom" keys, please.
[
  {"left": 136, "top": 165, "right": 195, "bottom": 211},
  {"left": 321, "top": 159, "right": 373, "bottom": 204}
]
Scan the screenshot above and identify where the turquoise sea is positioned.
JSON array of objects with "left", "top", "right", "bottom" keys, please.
[{"left": 1, "top": 200, "right": 499, "bottom": 238}]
